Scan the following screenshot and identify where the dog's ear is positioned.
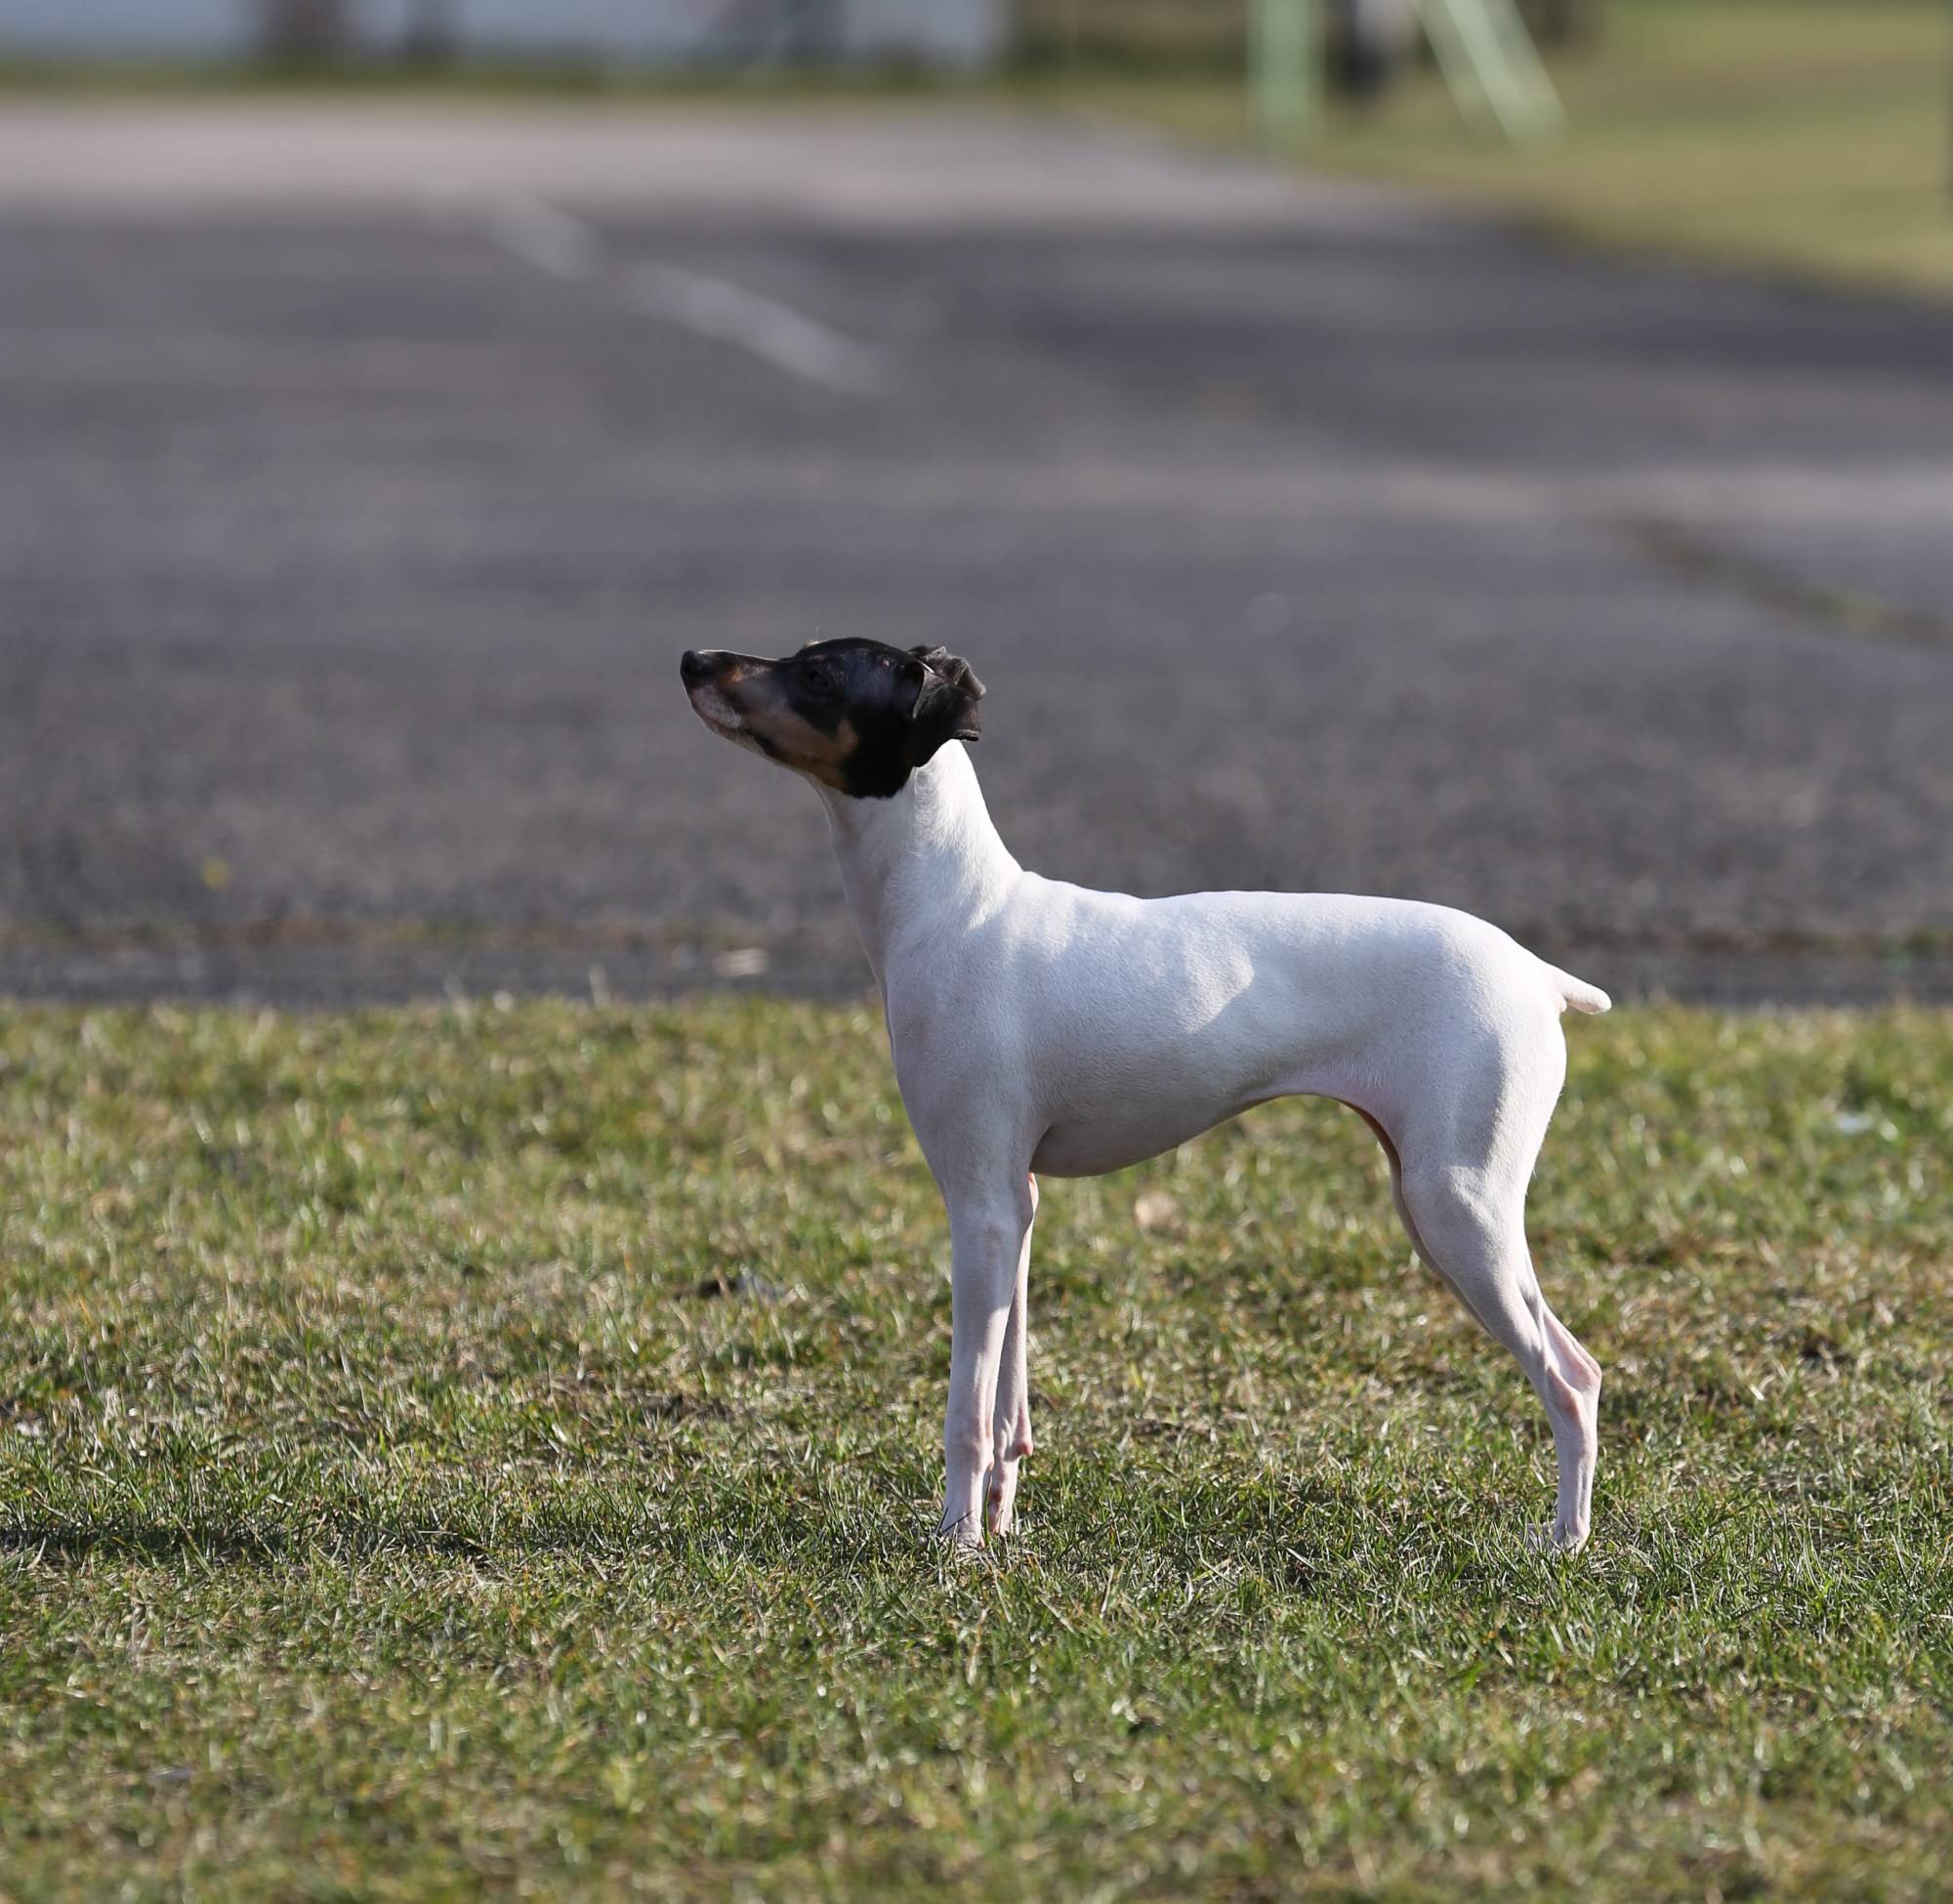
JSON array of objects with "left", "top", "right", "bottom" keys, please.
[
  {"left": 905, "top": 646, "right": 984, "bottom": 768},
  {"left": 909, "top": 645, "right": 986, "bottom": 702}
]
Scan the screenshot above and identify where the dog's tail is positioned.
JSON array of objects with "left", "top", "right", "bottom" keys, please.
[{"left": 1545, "top": 964, "right": 1611, "bottom": 1015}]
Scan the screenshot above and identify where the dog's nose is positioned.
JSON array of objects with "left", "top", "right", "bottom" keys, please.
[{"left": 682, "top": 648, "right": 739, "bottom": 686}]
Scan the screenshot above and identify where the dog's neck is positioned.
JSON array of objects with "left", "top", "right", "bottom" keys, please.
[{"left": 817, "top": 743, "right": 1019, "bottom": 990}]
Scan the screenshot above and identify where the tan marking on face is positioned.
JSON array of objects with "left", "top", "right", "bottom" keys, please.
[{"left": 721, "top": 666, "right": 862, "bottom": 790}]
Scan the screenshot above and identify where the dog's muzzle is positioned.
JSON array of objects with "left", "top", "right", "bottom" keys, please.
[{"left": 681, "top": 649, "right": 747, "bottom": 732}]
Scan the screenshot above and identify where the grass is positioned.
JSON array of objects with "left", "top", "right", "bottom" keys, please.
[
  {"left": 1, "top": 996, "right": 1949, "bottom": 1900},
  {"left": 1039, "top": 0, "right": 1953, "bottom": 299}
]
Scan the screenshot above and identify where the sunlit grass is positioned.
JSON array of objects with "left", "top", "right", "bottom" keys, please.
[
  {"left": 2, "top": 997, "right": 1949, "bottom": 1899},
  {"left": 1034, "top": 0, "right": 1953, "bottom": 299}
]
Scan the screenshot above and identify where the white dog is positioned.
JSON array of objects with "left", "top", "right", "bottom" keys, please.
[{"left": 682, "top": 639, "right": 1609, "bottom": 1552}]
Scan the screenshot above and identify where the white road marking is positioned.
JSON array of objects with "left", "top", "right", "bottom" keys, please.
[
  {"left": 623, "top": 260, "right": 888, "bottom": 394},
  {"left": 483, "top": 192, "right": 598, "bottom": 279},
  {"left": 479, "top": 191, "right": 887, "bottom": 394}
]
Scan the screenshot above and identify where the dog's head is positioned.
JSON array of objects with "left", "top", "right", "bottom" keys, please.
[{"left": 680, "top": 639, "right": 985, "bottom": 799}]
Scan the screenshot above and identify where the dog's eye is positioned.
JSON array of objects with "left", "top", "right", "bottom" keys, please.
[{"left": 803, "top": 660, "right": 839, "bottom": 695}]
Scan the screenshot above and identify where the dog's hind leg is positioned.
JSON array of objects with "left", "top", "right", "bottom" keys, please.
[
  {"left": 1397, "top": 1158, "right": 1600, "bottom": 1550},
  {"left": 985, "top": 1174, "right": 1038, "bottom": 1539},
  {"left": 1389, "top": 1043, "right": 1601, "bottom": 1552}
]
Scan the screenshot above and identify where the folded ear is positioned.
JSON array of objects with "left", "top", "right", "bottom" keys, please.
[
  {"left": 905, "top": 665, "right": 982, "bottom": 769},
  {"left": 909, "top": 644, "right": 986, "bottom": 703}
]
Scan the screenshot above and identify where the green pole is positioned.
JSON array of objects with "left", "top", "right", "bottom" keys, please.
[{"left": 1250, "top": 0, "right": 1317, "bottom": 144}]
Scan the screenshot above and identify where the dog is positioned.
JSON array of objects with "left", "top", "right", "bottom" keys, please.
[{"left": 681, "top": 639, "right": 1609, "bottom": 1552}]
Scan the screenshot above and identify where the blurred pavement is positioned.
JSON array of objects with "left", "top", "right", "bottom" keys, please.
[{"left": 3, "top": 103, "right": 1950, "bottom": 1004}]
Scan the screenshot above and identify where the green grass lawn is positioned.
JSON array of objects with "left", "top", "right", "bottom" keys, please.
[
  {"left": 2, "top": 998, "right": 1949, "bottom": 1899},
  {"left": 1034, "top": 0, "right": 1953, "bottom": 300}
]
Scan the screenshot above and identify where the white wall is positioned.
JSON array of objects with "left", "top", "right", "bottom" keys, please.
[
  {"left": 0, "top": 0, "right": 1004, "bottom": 66},
  {"left": 0, "top": 0, "right": 245, "bottom": 52}
]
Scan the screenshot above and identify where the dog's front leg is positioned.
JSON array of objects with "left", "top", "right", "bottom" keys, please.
[
  {"left": 985, "top": 1172, "right": 1038, "bottom": 1540},
  {"left": 937, "top": 1174, "right": 1036, "bottom": 1548}
]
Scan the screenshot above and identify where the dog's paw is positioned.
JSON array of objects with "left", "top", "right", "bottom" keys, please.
[
  {"left": 935, "top": 1511, "right": 986, "bottom": 1558},
  {"left": 1526, "top": 1519, "right": 1591, "bottom": 1555},
  {"left": 985, "top": 1468, "right": 1021, "bottom": 1541}
]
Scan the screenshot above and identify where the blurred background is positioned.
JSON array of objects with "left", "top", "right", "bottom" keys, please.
[{"left": 0, "top": 0, "right": 1948, "bottom": 1005}]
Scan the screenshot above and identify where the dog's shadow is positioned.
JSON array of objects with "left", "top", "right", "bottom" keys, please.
[{"left": 0, "top": 1517, "right": 553, "bottom": 1570}]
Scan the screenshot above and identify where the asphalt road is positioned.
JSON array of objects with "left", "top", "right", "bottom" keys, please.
[{"left": 3, "top": 103, "right": 1950, "bottom": 1005}]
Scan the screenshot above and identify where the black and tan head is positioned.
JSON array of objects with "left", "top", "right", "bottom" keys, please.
[{"left": 680, "top": 640, "right": 985, "bottom": 799}]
